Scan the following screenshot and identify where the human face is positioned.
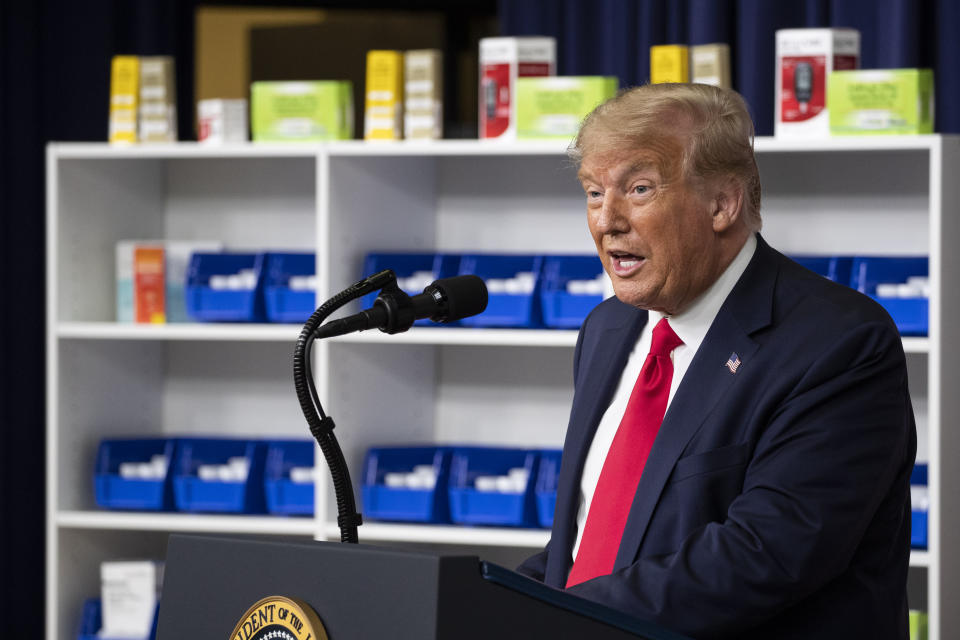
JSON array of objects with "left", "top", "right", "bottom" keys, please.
[{"left": 579, "top": 147, "right": 726, "bottom": 315}]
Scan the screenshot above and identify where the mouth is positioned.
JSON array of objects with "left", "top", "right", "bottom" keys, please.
[{"left": 608, "top": 251, "right": 645, "bottom": 276}]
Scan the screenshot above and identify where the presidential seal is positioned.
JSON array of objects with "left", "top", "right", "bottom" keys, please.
[{"left": 230, "top": 596, "right": 329, "bottom": 640}]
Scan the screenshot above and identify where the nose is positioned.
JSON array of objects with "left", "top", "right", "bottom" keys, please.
[{"left": 592, "top": 192, "right": 629, "bottom": 235}]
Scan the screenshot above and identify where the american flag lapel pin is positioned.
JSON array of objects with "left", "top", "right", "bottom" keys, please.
[{"left": 725, "top": 352, "right": 741, "bottom": 374}]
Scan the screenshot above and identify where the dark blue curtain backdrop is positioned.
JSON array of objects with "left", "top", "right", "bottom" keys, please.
[{"left": 498, "top": 0, "right": 960, "bottom": 135}]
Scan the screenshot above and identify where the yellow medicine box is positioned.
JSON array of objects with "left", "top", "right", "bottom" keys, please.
[
  {"left": 650, "top": 45, "right": 689, "bottom": 84},
  {"left": 109, "top": 56, "right": 140, "bottom": 144},
  {"left": 365, "top": 50, "right": 404, "bottom": 140}
]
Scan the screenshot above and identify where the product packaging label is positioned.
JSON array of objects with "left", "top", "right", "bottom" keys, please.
[
  {"left": 828, "top": 68, "right": 935, "bottom": 135},
  {"left": 480, "top": 63, "right": 511, "bottom": 138},
  {"left": 780, "top": 56, "right": 826, "bottom": 122}
]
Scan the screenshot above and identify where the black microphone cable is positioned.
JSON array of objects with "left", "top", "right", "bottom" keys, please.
[{"left": 293, "top": 269, "right": 395, "bottom": 543}]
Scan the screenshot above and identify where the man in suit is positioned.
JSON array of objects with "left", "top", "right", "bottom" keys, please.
[{"left": 517, "top": 83, "right": 916, "bottom": 639}]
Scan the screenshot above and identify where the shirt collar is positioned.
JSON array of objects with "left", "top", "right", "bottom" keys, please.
[{"left": 657, "top": 233, "right": 757, "bottom": 350}]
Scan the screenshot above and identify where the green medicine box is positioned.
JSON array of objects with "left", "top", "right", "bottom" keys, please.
[
  {"left": 251, "top": 81, "right": 354, "bottom": 142},
  {"left": 828, "top": 69, "right": 934, "bottom": 135},
  {"left": 516, "top": 76, "right": 618, "bottom": 139}
]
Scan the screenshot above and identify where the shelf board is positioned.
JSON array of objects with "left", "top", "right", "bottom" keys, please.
[
  {"left": 56, "top": 510, "right": 317, "bottom": 535},
  {"left": 325, "top": 139, "right": 570, "bottom": 157},
  {"left": 327, "top": 521, "right": 550, "bottom": 548},
  {"left": 330, "top": 326, "right": 579, "bottom": 347},
  {"left": 911, "top": 550, "right": 931, "bottom": 568},
  {"left": 56, "top": 322, "right": 925, "bottom": 352},
  {"left": 902, "top": 337, "right": 930, "bottom": 353},
  {"left": 48, "top": 135, "right": 947, "bottom": 162},
  {"left": 56, "top": 509, "right": 924, "bottom": 560},
  {"left": 753, "top": 135, "right": 940, "bottom": 153},
  {"left": 52, "top": 510, "right": 934, "bottom": 561},
  {"left": 55, "top": 511, "right": 548, "bottom": 546},
  {"left": 49, "top": 141, "right": 320, "bottom": 159},
  {"left": 57, "top": 322, "right": 301, "bottom": 342}
]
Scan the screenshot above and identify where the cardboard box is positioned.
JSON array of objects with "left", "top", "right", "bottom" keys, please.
[
  {"left": 117, "top": 241, "right": 166, "bottom": 324},
  {"left": 138, "top": 56, "right": 177, "bottom": 143},
  {"left": 479, "top": 37, "right": 556, "bottom": 140},
  {"left": 250, "top": 81, "right": 353, "bottom": 141},
  {"left": 515, "top": 76, "right": 618, "bottom": 139},
  {"left": 828, "top": 69, "right": 934, "bottom": 135},
  {"left": 776, "top": 28, "right": 860, "bottom": 138},
  {"left": 691, "top": 43, "right": 731, "bottom": 88},
  {"left": 109, "top": 56, "right": 139, "bottom": 144},
  {"left": 198, "top": 99, "right": 248, "bottom": 143},
  {"left": 364, "top": 50, "right": 404, "bottom": 140},
  {"left": 650, "top": 45, "right": 689, "bottom": 83},
  {"left": 404, "top": 49, "right": 443, "bottom": 140},
  {"left": 195, "top": 7, "right": 325, "bottom": 103}
]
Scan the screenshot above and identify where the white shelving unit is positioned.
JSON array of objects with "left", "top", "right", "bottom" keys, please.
[{"left": 47, "top": 137, "right": 959, "bottom": 640}]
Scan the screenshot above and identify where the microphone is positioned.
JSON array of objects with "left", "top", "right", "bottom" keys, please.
[{"left": 313, "top": 274, "right": 488, "bottom": 339}]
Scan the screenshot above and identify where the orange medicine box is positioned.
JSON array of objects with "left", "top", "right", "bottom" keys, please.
[{"left": 134, "top": 246, "right": 166, "bottom": 324}]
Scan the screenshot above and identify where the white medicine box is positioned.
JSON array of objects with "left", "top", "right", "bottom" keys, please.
[{"left": 775, "top": 28, "right": 859, "bottom": 138}]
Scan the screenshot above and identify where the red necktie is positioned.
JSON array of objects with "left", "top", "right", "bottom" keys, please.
[{"left": 566, "top": 318, "right": 683, "bottom": 588}]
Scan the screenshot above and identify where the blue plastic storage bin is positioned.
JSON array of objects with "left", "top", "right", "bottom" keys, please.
[
  {"left": 911, "top": 462, "right": 929, "bottom": 549},
  {"left": 77, "top": 598, "right": 158, "bottom": 640},
  {"left": 264, "top": 439, "right": 315, "bottom": 516},
  {"left": 457, "top": 254, "right": 544, "bottom": 328},
  {"left": 361, "top": 446, "right": 452, "bottom": 523},
  {"left": 76, "top": 598, "right": 102, "bottom": 640},
  {"left": 849, "top": 256, "right": 929, "bottom": 336},
  {"left": 539, "top": 255, "right": 605, "bottom": 329},
  {"left": 535, "top": 449, "right": 562, "bottom": 528},
  {"left": 448, "top": 447, "right": 540, "bottom": 527},
  {"left": 361, "top": 253, "right": 460, "bottom": 326},
  {"left": 185, "top": 252, "right": 268, "bottom": 322},
  {"left": 789, "top": 255, "right": 853, "bottom": 284},
  {"left": 94, "top": 438, "right": 177, "bottom": 511},
  {"left": 172, "top": 438, "right": 267, "bottom": 513},
  {"left": 911, "top": 463, "right": 928, "bottom": 486},
  {"left": 912, "top": 510, "right": 928, "bottom": 549},
  {"left": 264, "top": 252, "right": 317, "bottom": 323}
]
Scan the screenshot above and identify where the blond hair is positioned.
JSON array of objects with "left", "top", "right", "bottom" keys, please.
[{"left": 571, "top": 83, "right": 762, "bottom": 231}]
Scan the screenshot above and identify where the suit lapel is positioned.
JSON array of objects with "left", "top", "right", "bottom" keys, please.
[
  {"left": 614, "top": 235, "right": 780, "bottom": 569},
  {"left": 545, "top": 301, "right": 647, "bottom": 586}
]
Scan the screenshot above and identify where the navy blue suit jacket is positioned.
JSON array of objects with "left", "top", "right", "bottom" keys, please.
[{"left": 518, "top": 236, "right": 916, "bottom": 639}]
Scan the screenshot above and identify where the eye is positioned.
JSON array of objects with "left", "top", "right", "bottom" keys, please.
[
  {"left": 582, "top": 186, "right": 603, "bottom": 203},
  {"left": 634, "top": 185, "right": 650, "bottom": 195}
]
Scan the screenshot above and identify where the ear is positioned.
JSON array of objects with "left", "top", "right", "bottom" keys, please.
[{"left": 710, "top": 177, "right": 745, "bottom": 233}]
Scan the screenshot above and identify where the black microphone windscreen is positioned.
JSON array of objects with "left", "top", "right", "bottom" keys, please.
[{"left": 431, "top": 275, "right": 488, "bottom": 322}]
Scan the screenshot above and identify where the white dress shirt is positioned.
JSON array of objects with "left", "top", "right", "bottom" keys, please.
[{"left": 572, "top": 234, "right": 757, "bottom": 560}]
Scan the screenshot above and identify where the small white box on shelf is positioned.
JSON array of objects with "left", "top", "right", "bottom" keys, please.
[
  {"left": 99, "top": 560, "right": 163, "bottom": 639},
  {"left": 197, "top": 99, "right": 248, "bottom": 144}
]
